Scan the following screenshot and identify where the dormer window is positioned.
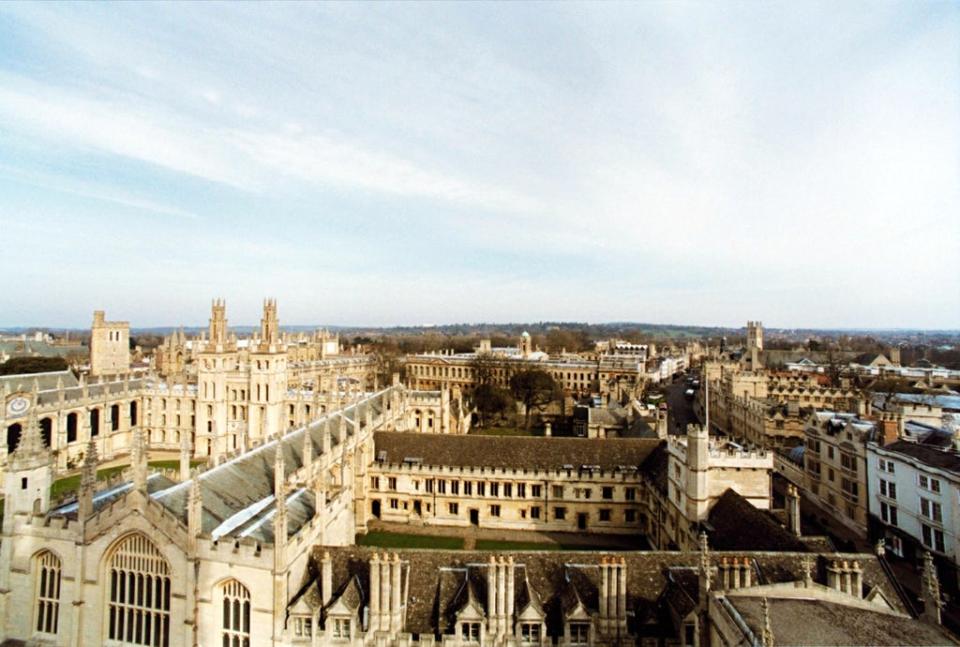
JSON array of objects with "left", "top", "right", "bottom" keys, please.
[
  {"left": 569, "top": 622, "right": 590, "bottom": 645},
  {"left": 460, "top": 622, "right": 481, "bottom": 643},
  {"left": 520, "top": 623, "right": 542, "bottom": 644},
  {"left": 293, "top": 616, "right": 313, "bottom": 638},
  {"left": 331, "top": 617, "right": 350, "bottom": 640}
]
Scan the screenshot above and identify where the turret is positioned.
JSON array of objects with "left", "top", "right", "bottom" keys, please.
[
  {"left": 3, "top": 408, "right": 53, "bottom": 529},
  {"left": 77, "top": 437, "right": 98, "bottom": 520}
]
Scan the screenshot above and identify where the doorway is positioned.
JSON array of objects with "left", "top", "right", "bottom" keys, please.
[
  {"left": 470, "top": 509, "right": 480, "bottom": 526},
  {"left": 413, "top": 500, "right": 422, "bottom": 517},
  {"left": 372, "top": 500, "right": 381, "bottom": 519},
  {"left": 577, "top": 513, "right": 588, "bottom": 531}
]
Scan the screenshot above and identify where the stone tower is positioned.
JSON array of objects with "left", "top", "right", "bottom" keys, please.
[
  {"left": 520, "top": 331, "right": 532, "bottom": 359},
  {"left": 685, "top": 423, "right": 710, "bottom": 522},
  {"left": 249, "top": 299, "right": 287, "bottom": 440},
  {"left": 196, "top": 299, "right": 235, "bottom": 459},
  {"left": 89, "top": 310, "right": 130, "bottom": 377},
  {"left": 746, "top": 320, "right": 764, "bottom": 369},
  {"left": 2, "top": 409, "right": 52, "bottom": 532}
]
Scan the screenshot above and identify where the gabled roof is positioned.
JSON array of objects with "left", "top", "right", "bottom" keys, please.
[{"left": 706, "top": 489, "right": 808, "bottom": 553}]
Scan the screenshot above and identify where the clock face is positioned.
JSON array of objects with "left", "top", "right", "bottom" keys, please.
[{"left": 6, "top": 396, "right": 30, "bottom": 418}]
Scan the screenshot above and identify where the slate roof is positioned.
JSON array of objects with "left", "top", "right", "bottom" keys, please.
[
  {"left": 0, "top": 369, "right": 78, "bottom": 394},
  {"left": 373, "top": 432, "right": 660, "bottom": 471},
  {"left": 306, "top": 548, "right": 908, "bottom": 636},
  {"left": 729, "top": 596, "right": 954, "bottom": 646},
  {"left": 706, "top": 489, "right": 808, "bottom": 553},
  {"left": 639, "top": 442, "right": 670, "bottom": 494},
  {"left": 881, "top": 441, "right": 960, "bottom": 474}
]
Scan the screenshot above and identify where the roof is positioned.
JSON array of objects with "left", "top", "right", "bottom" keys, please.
[
  {"left": 304, "top": 548, "right": 909, "bottom": 638},
  {"left": 640, "top": 442, "right": 670, "bottom": 494},
  {"left": 729, "top": 596, "right": 954, "bottom": 646},
  {"left": 879, "top": 440, "right": 960, "bottom": 474},
  {"left": 373, "top": 432, "right": 660, "bottom": 471},
  {"left": 706, "top": 490, "right": 808, "bottom": 553},
  {"left": 0, "top": 369, "right": 78, "bottom": 393}
]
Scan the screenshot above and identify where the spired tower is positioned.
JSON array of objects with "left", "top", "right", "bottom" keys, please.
[
  {"left": 249, "top": 299, "right": 288, "bottom": 440},
  {"left": 196, "top": 299, "right": 235, "bottom": 459},
  {"left": 89, "top": 310, "right": 131, "bottom": 377}
]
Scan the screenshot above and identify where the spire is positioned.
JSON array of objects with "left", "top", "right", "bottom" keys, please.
[
  {"left": 180, "top": 431, "right": 192, "bottom": 481},
  {"left": 801, "top": 555, "right": 815, "bottom": 588},
  {"left": 187, "top": 478, "right": 202, "bottom": 539},
  {"left": 78, "top": 437, "right": 99, "bottom": 519},
  {"left": 698, "top": 531, "right": 711, "bottom": 604},
  {"left": 760, "top": 598, "right": 774, "bottom": 646},
  {"left": 11, "top": 405, "right": 49, "bottom": 470},
  {"left": 921, "top": 551, "right": 942, "bottom": 624},
  {"left": 131, "top": 427, "right": 148, "bottom": 493}
]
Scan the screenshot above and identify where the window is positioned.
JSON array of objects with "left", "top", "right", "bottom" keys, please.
[
  {"left": 370, "top": 477, "right": 380, "bottom": 490},
  {"left": 34, "top": 551, "right": 61, "bottom": 636},
  {"left": 569, "top": 622, "right": 590, "bottom": 645},
  {"left": 530, "top": 506, "right": 541, "bottom": 519},
  {"left": 879, "top": 458, "right": 896, "bottom": 474},
  {"left": 531, "top": 485, "right": 542, "bottom": 498},
  {"left": 490, "top": 505, "right": 501, "bottom": 517},
  {"left": 221, "top": 579, "right": 251, "bottom": 647},
  {"left": 388, "top": 477, "right": 397, "bottom": 491},
  {"left": 920, "top": 498, "right": 943, "bottom": 523},
  {"left": 464, "top": 482, "right": 473, "bottom": 496},
  {"left": 624, "top": 487, "right": 637, "bottom": 501},
  {"left": 294, "top": 617, "right": 313, "bottom": 638},
  {"left": 490, "top": 482, "right": 499, "bottom": 497},
  {"left": 599, "top": 509, "right": 611, "bottom": 522},
  {"left": 437, "top": 480, "right": 446, "bottom": 494},
  {"left": 554, "top": 507, "right": 566, "bottom": 520},
  {"left": 477, "top": 482, "right": 486, "bottom": 497},
  {"left": 602, "top": 487, "right": 613, "bottom": 500},
  {"left": 521, "top": 623, "right": 541, "bottom": 643},
  {"left": 449, "top": 502, "right": 459, "bottom": 515},
  {"left": 879, "top": 479, "right": 896, "bottom": 500},
  {"left": 880, "top": 502, "right": 898, "bottom": 526},
  {"left": 332, "top": 618, "right": 350, "bottom": 640},
  {"left": 840, "top": 453, "right": 857, "bottom": 473},
  {"left": 922, "top": 524, "right": 945, "bottom": 553},
  {"left": 919, "top": 475, "right": 942, "bottom": 493},
  {"left": 552, "top": 485, "right": 563, "bottom": 498},
  {"left": 504, "top": 483, "right": 512, "bottom": 498},
  {"left": 827, "top": 446, "right": 835, "bottom": 460},
  {"left": 107, "top": 533, "right": 171, "bottom": 646},
  {"left": 426, "top": 479, "right": 434, "bottom": 493},
  {"left": 517, "top": 483, "right": 526, "bottom": 498},
  {"left": 625, "top": 509, "right": 636, "bottom": 523},
  {"left": 390, "top": 498, "right": 399, "bottom": 509},
  {"left": 451, "top": 480, "right": 460, "bottom": 495},
  {"left": 461, "top": 622, "right": 481, "bottom": 643}
]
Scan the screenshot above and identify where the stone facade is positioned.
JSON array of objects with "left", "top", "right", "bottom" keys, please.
[{"left": 89, "top": 309, "right": 130, "bottom": 377}]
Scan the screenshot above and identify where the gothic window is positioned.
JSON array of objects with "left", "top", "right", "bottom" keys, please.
[
  {"left": 34, "top": 551, "right": 61, "bottom": 636},
  {"left": 107, "top": 533, "right": 171, "bottom": 646},
  {"left": 7, "top": 423, "right": 22, "bottom": 453},
  {"left": 67, "top": 412, "right": 78, "bottom": 443},
  {"left": 221, "top": 579, "right": 251, "bottom": 647},
  {"left": 112, "top": 404, "right": 121, "bottom": 431},
  {"left": 40, "top": 418, "right": 53, "bottom": 447}
]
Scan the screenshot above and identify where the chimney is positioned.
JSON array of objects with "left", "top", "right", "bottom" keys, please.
[{"left": 321, "top": 552, "right": 333, "bottom": 607}]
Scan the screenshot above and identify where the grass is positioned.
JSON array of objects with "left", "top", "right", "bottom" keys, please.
[
  {"left": 475, "top": 539, "right": 562, "bottom": 551},
  {"left": 49, "top": 459, "right": 205, "bottom": 501},
  {"left": 473, "top": 425, "right": 542, "bottom": 437},
  {"left": 356, "top": 531, "right": 464, "bottom": 550}
]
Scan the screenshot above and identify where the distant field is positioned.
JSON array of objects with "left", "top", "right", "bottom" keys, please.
[{"left": 356, "top": 531, "right": 464, "bottom": 550}]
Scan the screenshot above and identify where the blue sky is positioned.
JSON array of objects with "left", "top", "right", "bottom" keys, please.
[{"left": 0, "top": 2, "right": 957, "bottom": 329}]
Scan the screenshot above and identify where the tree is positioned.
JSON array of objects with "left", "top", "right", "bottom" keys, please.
[
  {"left": 470, "top": 351, "right": 500, "bottom": 387},
  {"left": 0, "top": 356, "right": 68, "bottom": 376},
  {"left": 509, "top": 369, "right": 559, "bottom": 429},
  {"left": 472, "top": 383, "right": 513, "bottom": 428}
]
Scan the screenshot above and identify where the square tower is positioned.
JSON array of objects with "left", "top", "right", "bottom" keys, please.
[{"left": 89, "top": 310, "right": 130, "bottom": 377}]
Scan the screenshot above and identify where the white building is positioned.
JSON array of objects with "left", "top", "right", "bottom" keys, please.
[{"left": 867, "top": 436, "right": 960, "bottom": 591}]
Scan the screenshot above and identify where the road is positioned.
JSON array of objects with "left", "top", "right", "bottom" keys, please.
[{"left": 663, "top": 377, "right": 701, "bottom": 435}]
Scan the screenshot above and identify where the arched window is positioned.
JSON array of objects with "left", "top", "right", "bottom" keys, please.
[
  {"left": 221, "top": 579, "right": 251, "bottom": 647},
  {"left": 40, "top": 418, "right": 53, "bottom": 447},
  {"left": 34, "top": 551, "right": 61, "bottom": 636},
  {"left": 67, "top": 413, "right": 78, "bottom": 443},
  {"left": 112, "top": 404, "right": 121, "bottom": 431},
  {"left": 107, "top": 533, "right": 171, "bottom": 646},
  {"left": 7, "top": 423, "right": 22, "bottom": 453}
]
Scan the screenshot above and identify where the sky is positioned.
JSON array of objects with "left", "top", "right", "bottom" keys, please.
[{"left": 0, "top": 2, "right": 957, "bottom": 330}]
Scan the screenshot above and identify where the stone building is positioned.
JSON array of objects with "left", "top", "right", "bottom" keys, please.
[
  {"left": 801, "top": 411, "right": 878, "bottom": 535},
  {"left": 0, "top": 300, "right": 379, "bottom": 477},
  {"left": 89, "top": 309, "right": 131, "bottom": 377}
]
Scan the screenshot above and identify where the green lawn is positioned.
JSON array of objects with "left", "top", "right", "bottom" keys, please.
[
  {"left": 475, "top": 539, "right": 562, "bottom": 551},
  {"left": 49, "top": 460, "right": 205, "bottom": 501},
  {"left": 473, "top": 425, "right": 542, "bottom": 437},
  {"left": 356, "top": 531, "right": 464, "bottom": 550}
]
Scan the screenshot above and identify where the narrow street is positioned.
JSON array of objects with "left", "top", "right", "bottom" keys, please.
[{"left": 663, "top": 376, "right": 701, "bottom": 435}]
